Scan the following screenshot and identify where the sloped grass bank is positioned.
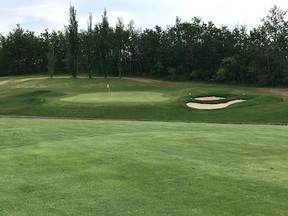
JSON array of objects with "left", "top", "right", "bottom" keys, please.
[{"left": 0, "top": 119, "right": 288, "bottom": 215}]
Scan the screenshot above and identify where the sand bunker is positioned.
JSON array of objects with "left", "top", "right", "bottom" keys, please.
[
  {"left": 187, "top": 100, "right": 245, "bottom": 110},
  {"left": 0, "top": 77, "right": 48, "bottom": 88},
  {"left": 194, "top": 96, "right": 225, "bottom": 101},
  {"left": 187, "top": 95, "right": 245, "bottom": 110}
]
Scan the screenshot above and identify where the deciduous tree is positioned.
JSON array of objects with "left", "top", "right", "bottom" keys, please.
[{"left": 67, "top": 5, "right": 79, "bottom": 78}]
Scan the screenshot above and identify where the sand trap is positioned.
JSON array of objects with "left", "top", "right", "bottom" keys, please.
[
  {"left": 187, "top": 100, "right": 245, "bottom": 110},
  {"left": 123, "top": 77, "right": 170, "bottom": 84},
  {"left": 0, "top": 77, "right": 47, "bottom": 88},
  {"left": 194, "top": 96, "right": 225, "bottom": 101}
]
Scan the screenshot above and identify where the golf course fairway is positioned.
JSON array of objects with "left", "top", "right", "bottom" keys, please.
[
  {"left": 0, "top": 118, "right": 288, "bottom": 215},
  {"left": 1, "top": 76, "right": 288, "bottom": 215}
]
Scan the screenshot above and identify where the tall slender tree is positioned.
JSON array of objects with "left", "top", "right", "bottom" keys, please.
[
  {"left": 99, "top": 9, "right": 111, "bottom": 78},
  {"left": 67, "top": 5, "right": 79, "bottom": 78},
  {"left": 47, "top": 42, "right": 57, "bottom": 78},
  {"left": 87, "top": 13, "right": 94, "bottom": 78},
  {"left": 127, "top": 20, "right": 140, "bottom": 75},
  {"left": 115, "top": 17, "right": 126, "bottom": 78}
]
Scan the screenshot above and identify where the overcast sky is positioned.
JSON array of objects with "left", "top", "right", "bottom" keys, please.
[{"left": 1, "top": 0, "right": 288, "bottom": 35}]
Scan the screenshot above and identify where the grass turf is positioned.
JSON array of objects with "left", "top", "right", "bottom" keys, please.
[
  {"left": 1, "top": 76, "right": 288, "bottom": 123},
  {"left": 61, "top": 91, "right": 169, "bottom": 103},
  {"left": 0, "top": 118, "right": 288, "bottom": 215}
]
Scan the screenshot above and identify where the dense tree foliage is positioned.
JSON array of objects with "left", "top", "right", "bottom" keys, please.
[{"left": 0, "top": 5, "right": 288, "bottom": 85}]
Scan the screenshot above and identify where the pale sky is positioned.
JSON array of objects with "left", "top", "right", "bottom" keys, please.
[{"left": 1, "top": 0, "right": 288, "bottom": 35}]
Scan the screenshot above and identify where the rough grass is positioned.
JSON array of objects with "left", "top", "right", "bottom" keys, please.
[{"left": 0, "top": 118, "right": 288, "bottom": 215}]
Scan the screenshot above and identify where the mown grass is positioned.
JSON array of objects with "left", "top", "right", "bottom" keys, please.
[
  {"left": 0, "top": 119, "right": 288, "bottom": 215},
  {"left": 61, "top": 91, "right": 169, "bottom": 103},
  {"left": 0, "top": 76, "right": 288, "bottom": 123},
  {"left": 1, "top": 76, "right": 288, "bottom": 215}
]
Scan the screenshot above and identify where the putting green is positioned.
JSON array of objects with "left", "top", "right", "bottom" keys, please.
[{"left": 61, "top": 91, "right": 169, "bottom": 103}]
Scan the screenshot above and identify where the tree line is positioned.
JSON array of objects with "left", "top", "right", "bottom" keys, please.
[{"left": 0, "top": 5, "right": 288, "bottom": 85}]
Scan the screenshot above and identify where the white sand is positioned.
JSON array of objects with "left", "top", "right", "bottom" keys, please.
[
  {"left": 194, "top": 96, "right": 225, "bottom": 101},
  {"left": 187, "top": 100, "right": 245, "bottom": 110}
]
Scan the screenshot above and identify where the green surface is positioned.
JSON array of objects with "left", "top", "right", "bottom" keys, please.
[
  {"left": 0, "top": 119, "right": 288, "bottom": 215},
  {"left": 0, "top": 76, "right": 288, "bottom": 124},
  {"left": 61, "top": 91, "right": 169, "bottom": 103}
]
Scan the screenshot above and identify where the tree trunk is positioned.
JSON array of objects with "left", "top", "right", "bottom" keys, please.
[
  {"left": 118, "top": 50, "right": 122, "bottom": 79},
  {"left": 99, "top": 47, "right": 105, "bottom": 78},
  {"left": 266, "top": 52, "right": 271, "bottom": 81}
]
